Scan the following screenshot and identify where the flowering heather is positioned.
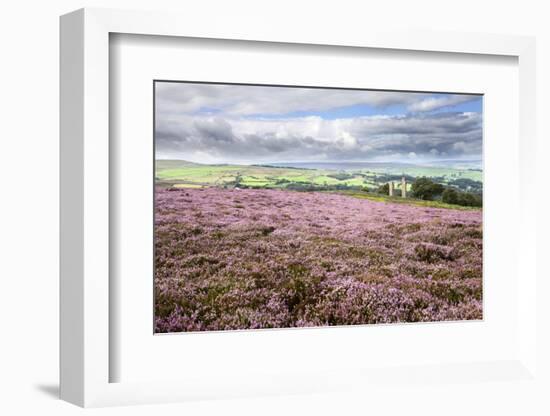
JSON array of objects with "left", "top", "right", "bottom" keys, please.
[{"left": 154, "top": 187, "right": 482, "bottom": 332}]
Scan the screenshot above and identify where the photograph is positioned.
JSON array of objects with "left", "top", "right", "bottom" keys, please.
[{"left": 154, "top": 81, "right": 483, "bottom": 333}]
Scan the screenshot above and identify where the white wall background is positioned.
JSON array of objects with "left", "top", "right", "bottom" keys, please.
[{"left": 0, "top": 1, "right": 548, "bottom": 415}]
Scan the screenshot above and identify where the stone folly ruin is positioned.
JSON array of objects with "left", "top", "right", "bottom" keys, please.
[{"left": 388, "top": 177, "right": 407, "bottom": 198}]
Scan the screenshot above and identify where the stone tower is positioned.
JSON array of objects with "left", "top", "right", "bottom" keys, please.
[
  {"left": 401, "top": 176, "right": 407, "bottom": 198},
  {"left": 389, "top": 181, "right": 394, "bottom": 196}
]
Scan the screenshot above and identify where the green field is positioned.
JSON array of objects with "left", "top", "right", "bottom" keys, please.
[
  {"left": 156, "top": 161, "right": 375, "bottom": 188},
  {"left": 155, "top": 159, "right": 482, "bottom": 195},
  {"left": 333, "top": 190, "right": 480, "bottom": 210}
]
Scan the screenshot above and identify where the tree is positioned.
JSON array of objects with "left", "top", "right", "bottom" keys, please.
[
  {"left": 442, "top": 188, "right": 459, "bottom": 204},
  {"left": 441, "top": 187, "right": 482, "bottom": 207},
  {"left": 411, "top": 177, "right": 444, "bottom": 200},
  {"left": 377, "top": 183, "right": 389, "bottom": 195},
  {"left": 456, "top": 192, "right": 482, "bottom": 207}
]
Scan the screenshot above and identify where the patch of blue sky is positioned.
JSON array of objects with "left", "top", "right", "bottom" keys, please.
[
  {"left": 242, "top": 95, "right": 482, "bottom": 120},
  {"left": 245, "top": 103, "right": 408, "bottom": 120},
  {"left": 198, "top": 94, "right": 482, "bottom": 120},
  {"left": 409, "top": 93, "right": 482, "bottom": 115},
  {"left": 193, "top": 106, "right": 223, "bottom": 115},
  {"left": 439, "top": 96, "right": 483, "bottom": 114}
]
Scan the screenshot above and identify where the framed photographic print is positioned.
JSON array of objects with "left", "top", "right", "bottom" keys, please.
[
  {"left": 60, "top": 8, "right": 540, "bottom": 409},
  {"left": 153, "top": 81, "right": 484, "bottom": 334}
]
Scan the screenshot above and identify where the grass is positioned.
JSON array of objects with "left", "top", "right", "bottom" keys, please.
[
  {"left": 173, "top": 183, "right": 205, "bottom": 189},
  {"left": 335, "top": 190, "right": 481, "bottom": 210}
]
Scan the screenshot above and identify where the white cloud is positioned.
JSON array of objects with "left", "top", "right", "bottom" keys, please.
[{"left": 407, "top": 95, "right": 478, "bottom": 112}]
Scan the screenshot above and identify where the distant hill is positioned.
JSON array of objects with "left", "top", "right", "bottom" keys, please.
[
  {"left": 156, "top": 159, "right": 203, "bottom": 170},
  {"left": 266, "top": 161, "right": 419, "bottom": 171},
  {"left": 266, "top": 160, "right": 482, "bottom": 171},
  {"left": 157, "top": 159, "right": 482, "bottom": 171},
  {"left": 418, "top": 159, "right": 482, "bottom": 170}
]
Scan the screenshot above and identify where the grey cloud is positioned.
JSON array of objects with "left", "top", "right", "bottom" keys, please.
[
  {"left": 193, "top": 118, "right": 235, "bottom": 143},
  {"left": 155, "top": 82, "right": 432, "bottom": 117},
  {"left": 350, "top": 114, "right": 482, "bottom": 158},
  {"left": 155, "top": 112, "right": 482, "bottom": 163}
]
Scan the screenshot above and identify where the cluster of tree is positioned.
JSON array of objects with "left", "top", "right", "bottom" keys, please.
[
  {"left": 377, "top": 183, "right": 390, "bottom": 194},
  {"left": 326, "top": 172, "right": 355, "bottom": 181},
  {"left": 446, "top": 177, "right": 483, "bottom": 193},
  {"left": 441, "top": 188, "right": 482, "bottom": 207},
  {"left": 230, "top": 180, "right": 369, "bottom": 192},
  {"left": 411, "top": 177, "right": 482, "bottom": 207},
  {"left": 411, "top": 177, "right": 445, "bottom": 200}
]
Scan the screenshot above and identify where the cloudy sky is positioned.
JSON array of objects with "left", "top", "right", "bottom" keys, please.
[{"left": 155, "top": 82, "right": 482, "bottom": 164}]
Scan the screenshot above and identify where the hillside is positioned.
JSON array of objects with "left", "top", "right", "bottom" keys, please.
[{"left": 155, "top": 159, "right": 483, "bottom": 195}]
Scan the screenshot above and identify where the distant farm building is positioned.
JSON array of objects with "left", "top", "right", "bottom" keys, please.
[{"left": 388, "top": 176, "right": 407, "bottom": 198}]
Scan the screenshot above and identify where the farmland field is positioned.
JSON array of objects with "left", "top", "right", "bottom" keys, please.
[
  {"left": 155, "top": 159, "right": 482, "bottom": 193},
  {"left": 155, "top": 186, "right": 482, "bottom": 332}
]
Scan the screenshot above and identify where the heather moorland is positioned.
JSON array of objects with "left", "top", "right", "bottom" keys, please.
[{"left": 155, "top": 187, "right": 482, "bottom": 332}]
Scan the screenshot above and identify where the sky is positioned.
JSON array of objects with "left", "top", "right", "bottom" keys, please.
[{"left": 155, "top": 82, "right": 483, "bottom": 165}]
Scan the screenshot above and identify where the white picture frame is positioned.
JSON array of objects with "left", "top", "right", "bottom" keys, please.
[{"left": 60, "top": 7, "right": 538, "bottom": 408}]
